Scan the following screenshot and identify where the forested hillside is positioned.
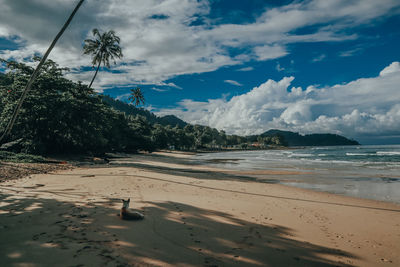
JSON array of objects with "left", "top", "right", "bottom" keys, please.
[
  {"left": 100, "top": 95, "right": 187, "bottom": 127},
  {"left": 261, "top": 130, "right": 359, "bottom": 146}
]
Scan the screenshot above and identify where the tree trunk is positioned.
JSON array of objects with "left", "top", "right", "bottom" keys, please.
[
  {"left": 88, "top": 58, "right": 101, "bottom": 89},
  {"left": 0, "top": 0, "right": 85, "bottom": 145}
]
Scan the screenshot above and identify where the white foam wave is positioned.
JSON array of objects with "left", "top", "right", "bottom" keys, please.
[
  {"left": 377, "top": 151, "right": 400, "bottom": 156},
  {"left": 346, "top": 153, "right": 367, "bottom": 156},
  {"left": 289, "top": 153, "right": 313, "bottom": 157}
]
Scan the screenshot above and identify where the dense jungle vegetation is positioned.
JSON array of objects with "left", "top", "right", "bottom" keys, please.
[{"left": 0, "top": 57, "right": 287, "bottom": 156}]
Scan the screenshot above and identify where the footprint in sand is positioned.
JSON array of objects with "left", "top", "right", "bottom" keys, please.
[
  {"left": 255, "top": 230, "right": 262, "bottom": 239},
  {"left": 204, "top": 256, "right": 220, "bottom": 267},
  {"left": 32, "top": 232, "right": 47, "bottom": 240}
]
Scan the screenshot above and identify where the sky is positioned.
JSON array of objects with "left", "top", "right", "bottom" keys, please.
[{"left": 0, "top": 0, "right": 400, "bottom": 144}]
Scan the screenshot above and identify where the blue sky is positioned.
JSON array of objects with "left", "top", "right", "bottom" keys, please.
[{"left": 1, "top": 0, "right": 400, "bottom": 144}]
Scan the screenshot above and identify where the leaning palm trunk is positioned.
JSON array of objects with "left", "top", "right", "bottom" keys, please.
[
  {"left": 89, "top": 52, "right": 102, "bottom": 89},
  {"left": 88, "top": 57, "right": 102, "bottom": 89},
  {"left": 0, "top": 0, "right": 85, "bottom": 145}
]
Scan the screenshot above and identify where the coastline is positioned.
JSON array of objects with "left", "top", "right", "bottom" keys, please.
[
  {"left": 193, "top": 147, "right": 400, "bottom": 204},
  {"left": 1, "top": 151, "right": 399, "bottom": 266}
]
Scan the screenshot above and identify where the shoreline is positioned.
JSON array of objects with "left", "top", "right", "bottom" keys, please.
[
  {"left": 190, "top": 148, "right": 400, "bottom": 204},
  {"left": 1, "top": 151, "right": 399, "bottom": 266}
]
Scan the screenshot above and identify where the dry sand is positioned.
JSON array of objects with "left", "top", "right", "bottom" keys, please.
[{"left": 0, "top": 152, "right": 399, "bottom": 267}]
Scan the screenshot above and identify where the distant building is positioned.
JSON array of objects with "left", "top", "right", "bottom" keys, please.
[{"left": 250, "top": 142, "right": 261, "bottom": 148}]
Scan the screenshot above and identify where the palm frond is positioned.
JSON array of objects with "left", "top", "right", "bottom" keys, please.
[
  {"left": 128, "top": 88, "right": 145, "bottom": 106},
  {"left": 83, "top": 28, "right": 123, "bottom": 88}
]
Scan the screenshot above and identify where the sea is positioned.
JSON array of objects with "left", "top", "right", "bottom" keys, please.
[{"left": 193, "top": 145, "right": 400, "bottom": 204}]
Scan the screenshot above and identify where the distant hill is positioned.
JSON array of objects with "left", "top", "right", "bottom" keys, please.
[
  {"left": 261, "top": 129, "right": 359, "bottom": 146},
  {"left": 100, "top": 95, "right": 187, "bottom": 127}
]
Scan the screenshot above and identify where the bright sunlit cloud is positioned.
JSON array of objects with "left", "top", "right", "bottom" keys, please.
[{"left": 156, "top": 62, "right": 400, "bottom": 142}]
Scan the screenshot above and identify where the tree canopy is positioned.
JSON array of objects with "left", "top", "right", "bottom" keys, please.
[
  {"left": 0, "top": 58, "right": 151, "bottom": 154},
  {"left": 83, "top": 28, "right": 123, "bottom": 89}
]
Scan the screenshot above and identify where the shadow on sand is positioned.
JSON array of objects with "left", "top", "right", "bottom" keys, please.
[{"left": 0, "top": 189, "right": 356, "bottom": 267}]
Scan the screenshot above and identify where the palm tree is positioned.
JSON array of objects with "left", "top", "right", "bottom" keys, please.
[
  {"left": 0, "top": 0, "right": 85, "bottom": 145},
  {"left": 128, "top": 87, "right": 145, "bottom": 106},
  {"left": 83, "top": 29, "right": 123, "bottom": 89}
]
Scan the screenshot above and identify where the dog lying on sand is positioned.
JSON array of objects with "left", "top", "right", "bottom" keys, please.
[{"left": 120, "top": 198, "right": 144, "bottom": 220}]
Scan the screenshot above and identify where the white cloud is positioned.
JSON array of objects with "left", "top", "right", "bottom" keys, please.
[
  {"left": 253, "top": 45, "right": 287, "bottom": 61},
  {"left": 339, "top": 47, "right": 364, "bottom": 57},
  {"left": 164, "top": 82, "right": 183, "bottom": 90},
  {"left": 276, "top": 62, "right": 285, "bottom": 72},
  {"left": 224, "top": 79, "right": 242, "bottom": 86},
  {"left": 156, "top": 62, "right": 400, "bottom": 142},
  {"left": 151, "top": 87, "right": 168, "bottom": 92},
  {"left": 0, "top": 0, "right": 399, "bottom": 89},
  {"left": 380, "top": 62, "right": 400, "bottom": 76},
  {"left": 236, "top": 66, "right": 254, "bottom": 72},
  {"left": 312, "top": 54, "right": 326, "bottom": 62}
]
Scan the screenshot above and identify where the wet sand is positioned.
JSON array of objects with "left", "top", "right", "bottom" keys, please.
[{"left": 1, "top": 151, "right": 399, "bottom": 266}]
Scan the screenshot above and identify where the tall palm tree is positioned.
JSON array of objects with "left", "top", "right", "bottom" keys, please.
[
  {"left": 0, "top": 0, "right": 85, "bottom": 145},
  {"left": 83, "top": 29, "right": 123, "bottom": 89},
  {"left": 128, "top": 87, "right": 145, "bottom": 106}
]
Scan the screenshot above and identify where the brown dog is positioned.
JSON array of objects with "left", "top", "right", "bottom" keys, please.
[{"left": 120, "top": 198, "right": 144, "bottom": 220}]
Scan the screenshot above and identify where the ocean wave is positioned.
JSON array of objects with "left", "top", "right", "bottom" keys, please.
[
  {"left": 288, "top": 153, "right": 313, "bottom": 157},
  {"left": 346, "top": 153, "right": 369, "bottom": 156},
  {"left": 346, "top": 152, "right": 400, "bottom": 157},
  {"left": 376, "top": 151, "right": 400, "bottom": 156}
]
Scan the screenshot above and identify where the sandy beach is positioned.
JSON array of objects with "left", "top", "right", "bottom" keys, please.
[{"left": 1, "top": 151, "right": 399, "bottom": 267}]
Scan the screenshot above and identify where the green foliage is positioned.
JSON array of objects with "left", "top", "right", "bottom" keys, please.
[
  {"left": 128, "top": 88, "right": 145, "bottom": 106},
  {"left": 83, "top": 29, "right": 122, "bottom": 68},
  {"left": 0, "top": 58, "right": 149, "bottom": 155},
  {"left": 100, "top": 95, "right": 187, "bottom": 127},
  {"left": 0, "top": 151, "right": 46, "bottom": 163},
  {"left": 83, "top": 28, "right": 123, "bottom": 89},
  {"left": 261, "top": 129, "right": 359, "bottom": 146}
]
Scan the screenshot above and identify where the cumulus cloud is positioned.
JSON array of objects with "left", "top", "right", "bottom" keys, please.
[
  {"left": 0, "top": 0, "right": 399, "bottom": 89},
  {"left": 156, "top": 62, "right": 400, "bottom": 142},
  {"left": 380, "top": 62, "right": 400, "bottom": 76}
]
